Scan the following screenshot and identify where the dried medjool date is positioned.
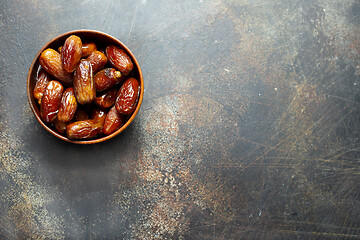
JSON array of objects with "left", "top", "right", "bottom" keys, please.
[
  {"left": 74, "top": 59, "right": 95, "bottom": 105},
  {"left": 34, "top": 68, "right": 51, "bottom": 104},
  {"left": 91, "top": 108, "right": 107, "bottom": 124},
  {"left": 94, "top": 87, "right": 118, "bottom": 109},
  {"left": 40, "top": 80, "right": 64, "bottom": 123},
  {"left": 61, "top": 35, "right": 82, "bottom": 73},
  {"left": 57, "top": 87, "right": 77, "bottom": 122},
  {"left": 105, "top": 45, "right": 133, "bottom": 76},
  {"left": 94, "top": 68, "right": 122, "bottom": 92},
  {"left": 86, "top": 50, "right": 107, "bottom": 73},
  {"left": 66, "top": 119, "right": 102, "bottom": 139},
  {"left": 103, "top": 106, "right": 125, "bottom": 135},
  {"left": 39, "top": 49, "right": 73, "bottom": 85},
  {"left": 58, "top": 42, "right": 96, "bottom": 58},
  {"left": 81, "top": 42, "right": 97, "bottom": 57},
  {"left": 115, "top": 78, "right": 139, "bottom": 115},
  {"left": 91, "top": 107, "right": 107, "bottom": 134}
]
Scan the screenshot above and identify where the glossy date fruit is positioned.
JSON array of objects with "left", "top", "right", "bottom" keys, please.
[
  {"left": 39, "top": 48, "right": 73, "bottom": 85},
  {"left": 66, "top": 119, "right": 103, "bottom": 139},
  {"left": 61, "top": 35, "right": 82, "bottom": 73},
  {"left": 103, "top": 106, "right": 125, "bottom": 135},
  {"left": 105, "top": 45, "right": 133, "bottom": 76},
  {"left": 86, "top": 50, "right": 107, "bottom": 73},
  {"left": 33, "top": 68, "right": 51, "bottom": 104},
  {"left": 81, "top": 42, "right": 97, "bottom": 57},
  {"left": 94, "top": 68, "right": 122, "bottom": 92},
  {"left": 40, "top": 80, "right": 64, "bottom": 123},
  {"left": 58, "top": 42, "right": 96, "bottom": 58},
  {"left": 74, "top": 59, "right": 95, "bottom": 105},
  {"left": 57, "top": 87, "right": 77, "bottom": 122},
  {"left": 91, "top": 108, "right": 107, "bottom": 124},
  {"left": 91, "top": 108, "right": 107, "bottom": 135},
  {"left": 94, "top": 87, "right": 118, "bottom": 109},
  {"left": 115, "top": 78, "right": 139, "bottom": 115}
]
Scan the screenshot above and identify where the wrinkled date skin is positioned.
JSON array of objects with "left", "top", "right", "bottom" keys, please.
[
  {"left": 115, "top": 78, "right": 140, "bottom": 115},
  {"left": 103, "top": 106, "right": 125, "bottom": 135},
  {"left": 57, "top": 87, "right": 77, "bottom": 122},
  {"left": 41, "top": 80, "right": 64, "bottom": 123},
  {"left": 94, "top": 68, "right": 122, "bottom": 92},
  {"left": 86, "top": 50, "right": 108, "bottom": 73},
  {"left": 95, "top": 87, "right": 118, "bottom": 109},
  {"left": 66, "top": 119, "right": 102, "bottom": 139},
  {"left": 61, "top": 35, "right": 82, "bottom": 73},
  {"left": 34, "top": 68, "right": 51, "bottom": 104},
  {"left": 81, "top": 42, "right": 97, "bottom": 57},
  {"left": 39, "top": 48, "right": 73, "bottom": 85},
  {"left": 105, "top": 45, "right": 133, "bottom": 76},
  {"left": 74, "top": 59, "right": 95, "bottom": 105},
  {"left": 59, "top": 42, "right": 96, "bottom": 58}
]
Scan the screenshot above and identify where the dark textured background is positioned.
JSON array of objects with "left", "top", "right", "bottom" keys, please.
[{"left": 1, "top": 0, "right": 360, "bottom": 239}]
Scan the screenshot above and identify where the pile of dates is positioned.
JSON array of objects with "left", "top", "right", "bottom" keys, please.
[{"left": 33, "top": 35, "right": 140, "bottom": 140}]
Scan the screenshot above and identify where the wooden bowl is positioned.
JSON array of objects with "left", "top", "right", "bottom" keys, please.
[{"left": 27, "top": 30, "right": 144, "bottom": 144}]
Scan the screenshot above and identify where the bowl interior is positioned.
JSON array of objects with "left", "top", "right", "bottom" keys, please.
[{"left": 27, "top": 30, "right": 143, "bottom": 144}]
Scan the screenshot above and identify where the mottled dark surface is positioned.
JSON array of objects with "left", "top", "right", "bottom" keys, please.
[{"left": 1, "top": 0, "right": 360, "bottom": 239}]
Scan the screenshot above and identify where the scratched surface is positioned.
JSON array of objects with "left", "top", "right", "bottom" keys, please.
[{"left": 0, "top": 0, "right": 360, "bottom": 239}]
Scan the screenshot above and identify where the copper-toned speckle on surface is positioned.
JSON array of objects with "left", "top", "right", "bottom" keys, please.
[{"left": 1, "top": 0, "right": 360, "bottom": 239}]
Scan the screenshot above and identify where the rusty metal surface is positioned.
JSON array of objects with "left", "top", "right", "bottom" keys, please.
[{"left": 1, "top": 0, "right": 360, "bottom": 239}]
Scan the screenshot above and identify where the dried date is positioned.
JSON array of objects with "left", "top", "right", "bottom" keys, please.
[
  {"left": 103, "top": 106, "right": 125, "bottom": 135},
  {"left": 115, "top": 78, "right": 140, "bottom": 115},
  {"left": 94, "top": 87, "right": 118, "bottom": 109},
  {"left": 81, "top": 42, "right": 97, "bottom": 57},
  {"left": 40, "top": 80, "right": 64, "bottom": 123},
  {"left": 86, "top": 50, "right": 108, "bottom": 73},
  {"left": 74, "top": 59, "right": 95, "bottom": 105},
  {"left": 94, "top": 68, "right": 122, "bottom": 92},
  {"left": 91, "top": 108, "right": 107, "bottom": 124},
  {"left": 34, "top": 68, "right": 51, "bottom": 104},
  {"left": 58, "top": 42, "right": 96, "bottom": 58},
  {"left": 57, "top": 87, "right": 77, "bottom": 122},
  {"left": 105, "top": 45, "right": 133, "bottom": 76},
  {"left": 61, "top": 35, "right": 82, "bottom": 73},
  {"left": 39, "top": 48, "right": 73, "bottom": 85},
  {"left": 66, "top": 119, "right": 102, "bottom": 139},
  {"left": 91, "top": 108, "right": 107, "bottom": 134}
]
